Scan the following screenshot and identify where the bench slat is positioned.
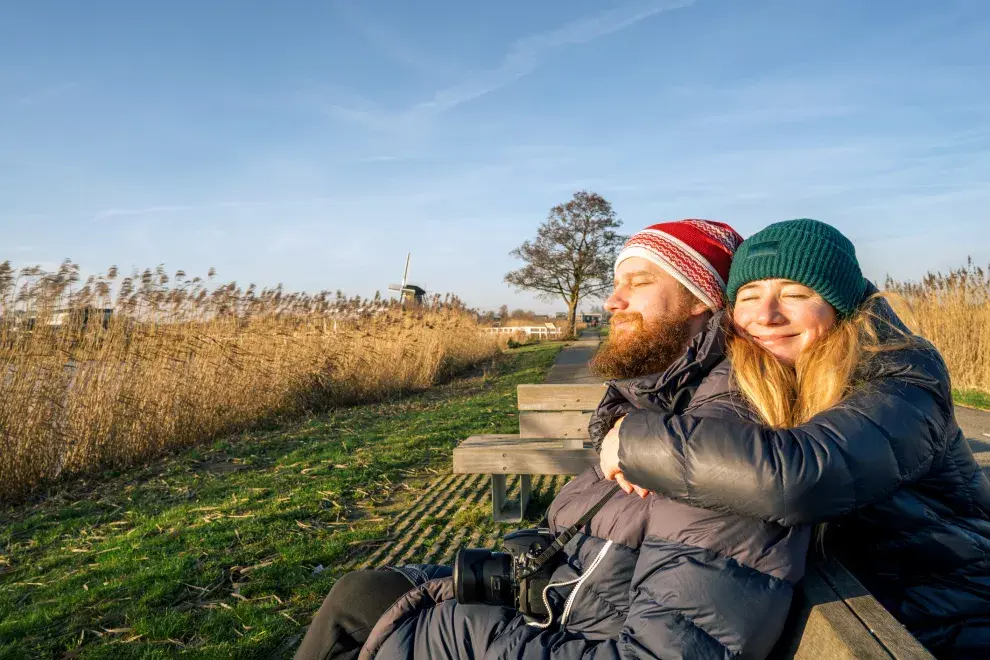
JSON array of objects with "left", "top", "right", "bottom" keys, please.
[
  {"left": 519, "top": 411, "right": 592, "bottom": 438},
  {"left": 517, "top": 384, "right": 607, "bottom": 410},
  {"left": 817, "top": 558, "right": 933, "bottom": 658},
  {"left": 453, "top": 435, "right": 597, "bottom": 475},
  {"left": 782, "top": 564, "right": 891, "bottom": 659}
]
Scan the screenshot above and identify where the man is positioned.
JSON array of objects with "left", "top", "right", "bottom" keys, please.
[
  {"left": 296, "top": 220, "right": 808, "bottom": 660},
  {"left": 593, "top": 218, "right": 741, "bottom": 379},
  {"left": 589, "top": 219, "right": 743, "bottom": 495}
]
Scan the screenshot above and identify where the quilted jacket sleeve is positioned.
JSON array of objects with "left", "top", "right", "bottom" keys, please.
[
  {"left": 617, "top": 346, "right": 953, "bottom": 527},
  {"left": 588, "top": 384, "right": 638, "bottom": 453}
]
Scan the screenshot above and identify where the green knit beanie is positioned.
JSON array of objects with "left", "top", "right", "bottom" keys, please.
[{"left": 726, "top": 219, "right": 867, "bottom": 317}]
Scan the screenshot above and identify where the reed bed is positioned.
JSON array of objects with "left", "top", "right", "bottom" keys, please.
[
  {"left": 0, "top": 260, "right": 498, "bottom": 502},
  {"left": 885, "top": 259, "right": 990, "bottom": 394}
]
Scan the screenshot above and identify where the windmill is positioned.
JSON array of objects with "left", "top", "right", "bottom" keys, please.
[{"left": 388, "top": 252, "right": 426, "bottom": 304}]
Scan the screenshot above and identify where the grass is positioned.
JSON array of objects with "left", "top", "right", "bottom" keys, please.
[
  {"left": 0, "top": 342, "right": 562, "bottom": 660},
  {"left": 954, "top": 388, "right": 990, "bottom": 411}
]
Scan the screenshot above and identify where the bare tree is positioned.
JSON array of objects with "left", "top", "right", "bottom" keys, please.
[{"left": 505, "top": 191, "right": 625, "bottom": 337}]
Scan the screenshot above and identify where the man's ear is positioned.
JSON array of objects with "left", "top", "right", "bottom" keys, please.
[{"left": 689, "top": 300, "right": 709, "bottom": 317}]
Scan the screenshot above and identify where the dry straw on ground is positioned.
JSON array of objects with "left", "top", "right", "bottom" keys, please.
[
  {"left": 885, "top": 259, "right": 990, "bottom": 394},
  {"left": 0, "top": 261, "right": 498, "bottom": 501}
]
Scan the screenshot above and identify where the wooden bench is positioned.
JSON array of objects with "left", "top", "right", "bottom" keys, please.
[
  {"left": 453, "top": 384, "right": 933, "bottom": 659},
  {"left": 453, "top": 384, "right": 600, "bottom": 522}
]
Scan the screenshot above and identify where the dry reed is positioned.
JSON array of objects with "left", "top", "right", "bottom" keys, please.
[
  {"left": 884, "top": 258, "right": 990, "bottom": 393},
  {"left": 0, "top": 260, "right": 498, "bottom": 502}
]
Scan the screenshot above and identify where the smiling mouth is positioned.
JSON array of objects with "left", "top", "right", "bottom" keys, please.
[{"left": 753, "top": 334, "right": 798, "bottom": 345}]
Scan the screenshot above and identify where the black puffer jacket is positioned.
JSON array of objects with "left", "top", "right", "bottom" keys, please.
[
  {"left": 360, "top": 315, "right": 810, "bottom": 659},
  {"left": 617, "top": 307, "right": 990, "bottom": 658}
]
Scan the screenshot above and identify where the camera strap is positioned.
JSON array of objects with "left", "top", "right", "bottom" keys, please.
[{"left": 519, "top": 483, "right": 621, "bottom": 579}]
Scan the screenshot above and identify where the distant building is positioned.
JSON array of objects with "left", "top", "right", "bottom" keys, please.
[
  {"left": 397, "top": 285, "right": 426, "bottom": 305},
  {"left": 3, "top": 307, "right": 114, "bottom": 330},
  {"left": 582, "top": 312, "right": 604, "bottom": 327}
]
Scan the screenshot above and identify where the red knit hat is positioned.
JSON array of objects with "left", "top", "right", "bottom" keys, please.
[{"left": 615, "top": 219, "right": 743, "bottom": 310}]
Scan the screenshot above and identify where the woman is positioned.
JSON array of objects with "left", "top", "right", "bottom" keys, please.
[{"left": 600, "top": 218, "right": 990, "bottom": 658}]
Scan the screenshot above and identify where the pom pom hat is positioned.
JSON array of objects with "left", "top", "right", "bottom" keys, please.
[{"left": 615, "top": 219, "right": 744, "bottom": 310}]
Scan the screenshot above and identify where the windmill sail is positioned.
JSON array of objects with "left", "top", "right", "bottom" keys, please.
[{"left": 388, "top": 253, "right": 412, "bottom": 294}]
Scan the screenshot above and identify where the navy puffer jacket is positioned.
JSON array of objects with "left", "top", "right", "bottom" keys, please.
[
  {"left": 360, "top": 314, "right": 810, "bottom": 659},
  {"left": 617, "top": 303, "right": 990, "bottom": 658}
]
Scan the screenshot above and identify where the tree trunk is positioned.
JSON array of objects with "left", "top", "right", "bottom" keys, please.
[{"left": 566, "top": 295, "right": 579, "bottom": 339}]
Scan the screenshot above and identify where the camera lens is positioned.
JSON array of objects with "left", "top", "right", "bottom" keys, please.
[{"left": 454, "top": 548, "right": 514, "bottom": 606}]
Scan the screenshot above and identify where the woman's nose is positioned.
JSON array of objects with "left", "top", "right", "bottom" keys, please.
[{"left": 755, "top": 298, "right": 784, "bottom": 325}]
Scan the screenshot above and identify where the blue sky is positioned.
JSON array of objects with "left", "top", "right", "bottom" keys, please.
[{"left": 3, "top": 0, "right": 989, "bottom": 313}]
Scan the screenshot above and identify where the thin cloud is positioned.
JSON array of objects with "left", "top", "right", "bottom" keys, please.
[
  {"left": 358, "top": 155, "right": 414, "bottom": 163},
  {"left": 88, "top": 198, "right": 339, "bottom": 222},
  {"left": 410, "top": 0, "right": 696, "bottom": 117},
  {"left": 328, "top": 0, "right": 697, "bottom": 130},
  {"left": 332, "top": 2, "right": 466, "bottom": 79},
  {"left": 13, "top": 81, "right": 80, "bottom": 108}
]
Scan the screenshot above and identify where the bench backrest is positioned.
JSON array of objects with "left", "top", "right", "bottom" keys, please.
[
  {"left": 518, "top": 383, "right": 932, "bottom": 659},
  {"left": 516, "top": 384, "right": 606, "bottom": 439}
]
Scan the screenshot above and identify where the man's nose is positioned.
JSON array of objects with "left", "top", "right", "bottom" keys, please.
[{"left": 605, "top": 289, "right": 625, "bottom": 312}]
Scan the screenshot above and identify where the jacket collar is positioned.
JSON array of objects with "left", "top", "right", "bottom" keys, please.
[{"left": 608, "top": 311, "right": 728, "bottom": 412}]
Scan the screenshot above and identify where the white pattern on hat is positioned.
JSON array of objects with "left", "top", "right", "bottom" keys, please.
[{"left": 617, "top": 242, "right": 720, "bottom": 310}]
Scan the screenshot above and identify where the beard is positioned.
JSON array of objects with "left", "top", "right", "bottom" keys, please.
[{"left": 590, "top": 308, "right": 696, "bottom": 379}]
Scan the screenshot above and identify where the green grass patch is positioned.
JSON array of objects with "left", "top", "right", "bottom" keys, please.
[
  {"left": 0, "top": 344, "right": 561, "bottom": 659},
  {"left": 954, "top": 388, "right": 990, "bottom": 411},
  {"left": 449, "top": 504, "right": 491, "bottom": 529}
]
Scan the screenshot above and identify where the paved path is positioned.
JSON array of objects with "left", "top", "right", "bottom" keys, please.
[
  {"left": 957, "top": 405, "right": 990, "bottom": 469},
  {"left": 545, "top": 329, "right": 603, "bottom": 384}
]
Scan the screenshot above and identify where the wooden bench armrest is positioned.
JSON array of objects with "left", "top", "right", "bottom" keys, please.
[{"left": 453, "top": 434, "right": 597, "bottom": 475}]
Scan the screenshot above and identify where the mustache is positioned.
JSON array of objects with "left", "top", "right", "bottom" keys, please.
[{"left": 610, "top": 311, "right": 644, "bottom": 327}]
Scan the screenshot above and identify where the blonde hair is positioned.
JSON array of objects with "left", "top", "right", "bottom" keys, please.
[
  {"left": 727, "top": 292, "right": 914, "bottom": 427},
  {"left": 726, "top": 292, "right": 916, "bottom": 546}
]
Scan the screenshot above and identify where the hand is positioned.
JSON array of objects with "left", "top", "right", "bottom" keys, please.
[{"left": 600, "top": 418, "right": 651, "bottom": 499}]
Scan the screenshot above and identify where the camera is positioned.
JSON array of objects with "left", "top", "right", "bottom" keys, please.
[{"left": 453, "top": 528, "right": 559, "bottom": 618}]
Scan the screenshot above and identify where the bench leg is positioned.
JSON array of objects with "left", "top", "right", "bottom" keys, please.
[
  {"left": 491, "top": 474, "right": 508, "bottom": 521},
  {"left": 519, "top": 475, "right": 531, "bottom": 519},
  {"left": 491, "top": 474, "right": 532, "bottom": 523}
]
